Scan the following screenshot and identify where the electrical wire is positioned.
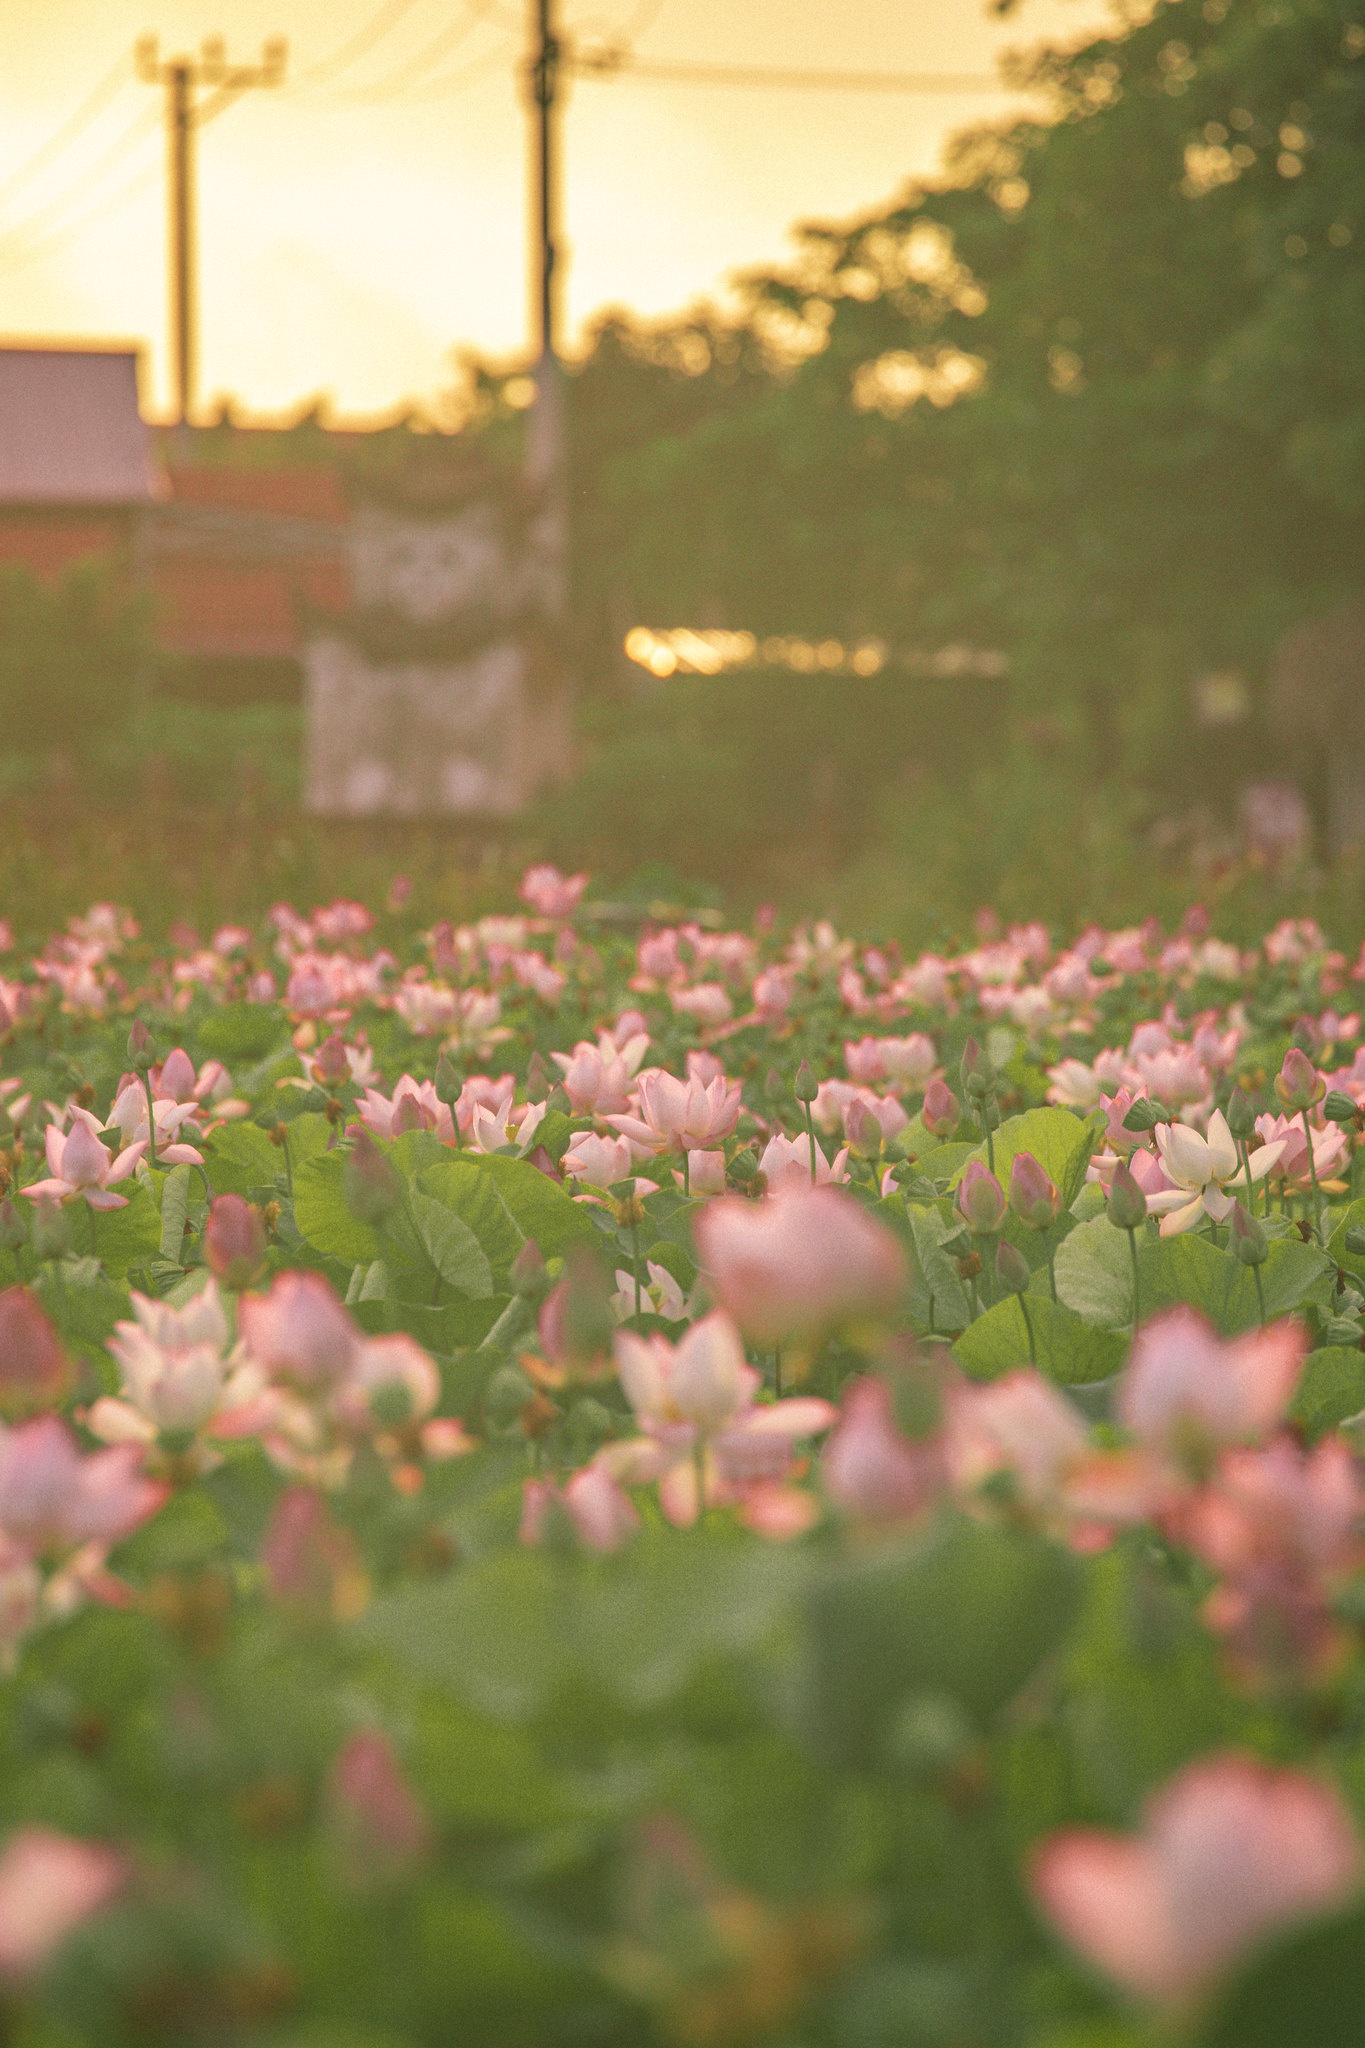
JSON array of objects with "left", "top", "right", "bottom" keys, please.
[
  {"left": 0, "top": 48, "right": 132, "bottom": 204},
  {"left": 0, "top": 100, "right": 160, "bottom": 251},
  {"left": 330, "top": 0, "right": 507, "bottom": 103},
  {"left": 575, "top": 55, "right": 1007, "bottom": 93},
  {"left": 288, "top": 0, "right": 427, "bottom": 88},
  {"left": 0, "top": 152, "right": 162, "bottom": 273},
  {"left": 342, "top": 36, "right": 522, "bottom": 105}
]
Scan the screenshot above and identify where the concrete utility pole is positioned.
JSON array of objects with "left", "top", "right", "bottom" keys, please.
[{"left": 135, "top": 34, "right": 286, "bottom": 428}]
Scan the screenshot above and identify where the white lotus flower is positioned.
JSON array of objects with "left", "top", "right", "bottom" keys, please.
[{"left": 1144, "top": 1110, "right": 1285, "bottom": 1238}]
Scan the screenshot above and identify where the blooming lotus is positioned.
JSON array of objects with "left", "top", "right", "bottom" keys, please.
[
  {"left": 22, "top": 1114, "right": 145, "bottom": 1211},
  {"left": 0, "top": 1416, "right": 165, "bottom": 1556},
  {"left": 107, "top": 1079, "right": 206, "bottom": 1165},
  {"left": 552, "top": 1031, "right": 649, "bottom": 1115},
  {"left": 1031, "top": 1753, "right": 1361, "bottom": 2007},
  {"left": 520, "top": 1467, "right": 639, "bottom": 1553},
  {"left": 1145, "top": 1111, "right": 1285, "bottom": 1236},
  {"left": 758, "top": 1132, "right": 848, "bottom": 1192},
  {"left": 598, "top": 1310, "right": 835, "bottom": 1527},
  {"left": 608, "top": 1070, "right": 741, "bottom": 1154},
  {"left": 1253, "top": 1110, "right": 1350, "bottom": 1192},
  {"left": 1119, "top": 1308, "right": 1307, "bottom": 1455},
  {"left": 610, "top": 1260, "right": 687, "bottom": 1323},
  {"left": 354, "top": 1075, "right": 456, "bottom": 1145},
  {"left": 563, "top": 1132, "right": 635, "bottom": 1189},
  {"left": 696, "top": 1185, "right": 905, "bottom": 1345},
  {"left": 519, "top": 863, "right": 588, "bottom": 919},
  {"left": 88, "top": 1281, "right": 262, "bottom": 1449}
]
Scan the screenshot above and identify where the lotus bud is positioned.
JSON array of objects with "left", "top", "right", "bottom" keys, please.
[
  {"left": 1229, "top": 1200, "right": 1268, "bottom": 1267},
  {"left": 525, "top": 1051, "right": 550, "bottom": 1104},
  {"left": 343, "top": 1130, "right": 401, "bottom": 1226},
  {"left": 1106, "top": 1161, "right": 1148, "bottom": 1233},
  {"left": 510, "top": 1238, "right": 549, "bottom": 1300},
  {"left": 995, "top": 1239, "right": 1032, "bottom": 1297},
  {"left": 1225, "top": 1085, "right": 1259, "bottom": 1141},
  {"left": 203, "top": 1194, "right": 267, "bottom": 1289},
  {"left": 0, "top": 1285, "right": 70, "bottom": 1417},
  {"left": 793, "top": 1059, "right": 818, "bottom": 1105},
  {"left": 844, "top": 1097, "right": 882, "bottom": 1160},
  {"left": 1009, "top": 1150, "right": 1061, "bottom": 1231},
  {"left": 484, "top": 1363, "right": 535, "bottom": 1431},
  {"left": 922, "top": 1078, "right": 960, "bottom": 1137},
  {"left": 1323, "top": 1090, "right": 1359, "bottom": 1126},
  {"left": 392, "top": 1094, "right": 427, "bottom": 1137},
  {"left": 956, "top": 1160, "right": 1007, "bottom": 1236},
  {"left": 726, "top": 1146, "right": 761, "bottom": 1185},
  {"left": 311, "top": 1034, "right": 350, "bottom": 1088},
  {"left": 30, "top": 1198, "right": 71, "bottom": 1262},
  {"left": 0, "top": 1200, "right": 25, "bottom": 1254},
  {"left": 433, "top": 1052, "right": 463, "bottom": 1110},
  {"left": 959, "top": 1037, "right": 996, "bottom": 1100},
  {"left": 1276, "top": 1046, "right": 1326, "bottom": 1113},
  {"left": 536, "top": 1250, "right": 614, "bottom": 1380},
  {"left": 126, "top": 1019, "right": 158, "bottom": 1073},
  {"left": 1290, "top": 1015, "right": 1322, "bottom": 1057}
]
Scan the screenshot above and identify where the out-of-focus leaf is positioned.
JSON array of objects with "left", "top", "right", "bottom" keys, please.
[
  {"left": 405, "top": 1185, "right": 495, "bottom": 1298},
  {"left": 201, "top": 1120, "right": 281, "bottom": 1197},
  {"left": 802, "top": 1515, "right": 1079, "bottom": 1762},
  {"left": 293, "top": 1149, "right": 381, "bottom": 1265},
  {"left": 1289, "top": 1346, "right": 1365, "bottom": 1439},
  {"left": 1054, "top": 1213, "right": 1136, "bottom": 1328},
  {"left": 1200, "top": 1904, "right": 1365, "bottom": 2048},
  {"left": 1139, "top": 1233, "right": 1329, "bottom": 1334},
  {"left": 90, "top": 1180, "right": 162, "bottom": 1282},
  {"left": 954, "top": 1294, "right": 1126, "bottom": 1385}
]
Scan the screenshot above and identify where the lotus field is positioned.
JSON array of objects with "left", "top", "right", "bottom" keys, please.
[{"left": 3, "top": 870, "right": 1365, "bottom": 2045}]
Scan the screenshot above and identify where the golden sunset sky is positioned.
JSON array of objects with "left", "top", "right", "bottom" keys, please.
[{"left": 0, "top": 0, "right": 1111, "bottom": 419}]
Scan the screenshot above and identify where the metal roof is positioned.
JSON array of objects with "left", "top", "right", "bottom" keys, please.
[{"left": 0, "top": 346, "right": 156, "bottom": 505}]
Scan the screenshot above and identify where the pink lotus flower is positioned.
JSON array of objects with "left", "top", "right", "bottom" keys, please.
[
  {"left": 956, "top": 1160, "right": 1007, "bottom": 1236},
  {"left": 90, "top": 1280, "right": 247, "bottom": 1444},
  {"left": 0, "top": 1827, "right": 125, "bottom": 1981},
  {"left": 1118, "top": 1308, "right": 1307, "bottom": 1454},
  {"left": 844, "top": 1034, "right": 938, "bottom": 1089},
  {"left": 1031, "top": 1753, "right": 1361, "bottom": 2006},
  {"left": 1253, "top": 1111, "right": 1350, "bottom": 1191},
  {"left": 1146, "top": 1111, "right": 1284, "bottom": 1236},
  {"left": 328, "top": 1731, "right": 429, "bottom": 1884},
  {"left": 520, "top": 1466, "right": 639, "bottom": 1552},
  {"left": 610, "top": 1261, "right": 687, "bottom": 1322},
  {"left": 563, "top": 1131, "right": 635, "bottom": 1189},
  {"left": 695, "top": 1185, "right": 905, "bottom": 1344},
  {"left": 599, "top": 1310, "right": 835, "bottom": 1526},
  {"left": 758, "top": 1132, "right": 849, "bottom": 1192},
  {"left": 238, "top": 1270, "right": 362, "bottom": 1393},
  {"left": 519, "top": 863, "right": 589, "bottom": 919},
  {"left": 671, "top": 983, "right": 734, "bottom": 1027},
  {"left": 107, "top": 1080, "right": 205, "bottom": 1166},
  {"left": 23, "top": 1114, "right": 145, "bottom": 1210},
  {"left": 608, "top": 1070, "right": 742, "bottom": 1154},
  {"left": 552, "top": 1031, "right": 649, "bottom": 1115},
  {"left": 946, "top": 1371, "right": 1092, "bottom": 1520},
  {"left": 1046, "top": 1059, "right": 1105, "bottom": 1112},
  {"left": 822, "top": 1376, "right": 943, "bottom": 1526},
  {"left": 1185, "top": 1437, "right": 1362, "bottom": 1675},
  {"left": 0, "top": 1416, "right": 165, "bottom": 1555},
  {"left": 354, "top": 1075, "right": 456, "bottom": 1145}
]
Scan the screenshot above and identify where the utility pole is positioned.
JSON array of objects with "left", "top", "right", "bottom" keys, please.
[
  {"left": 135, "top": 34, "right": 286, "bottom": 429},
  {"left": 524, "top": 0, "right": 566, "bottom": 575}
]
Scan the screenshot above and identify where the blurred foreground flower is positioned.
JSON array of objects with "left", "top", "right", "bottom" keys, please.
[
  {"left": 0, "top": 1827, "right": 124, "bottom": 1981},
  {"left": 1031, "top": 1752, "right": 1360, "bottom": 2006}
]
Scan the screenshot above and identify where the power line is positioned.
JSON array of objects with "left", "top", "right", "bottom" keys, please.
[
  {"left": 0, "top": 101, "right": 161, "bottom": 251},
  {"left": 332, "top": 0, "right": 507, "bottom": 103},
  {"left": 574, "top": 54, "right": 1007, "bottom": 93},
  {"left": 344, "top": 37, "right": 522, "bottom": 104},
  {"left": 288, "top": 0, "right": 425, "bottom": 88},
  {"left": 0, "top": 155, "right": 162, "bottom": 273},
  {"left": 0, "top": 48, "right": 132, "bottom": 204}
]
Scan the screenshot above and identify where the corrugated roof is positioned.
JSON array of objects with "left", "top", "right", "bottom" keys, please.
[{"left": 0, "top": 346, "right": 156, "bottom": 505}]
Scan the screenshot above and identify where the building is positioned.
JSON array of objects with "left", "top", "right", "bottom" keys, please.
[{"left": 0, "top": 343, "right": 159, "bottom": 578}]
